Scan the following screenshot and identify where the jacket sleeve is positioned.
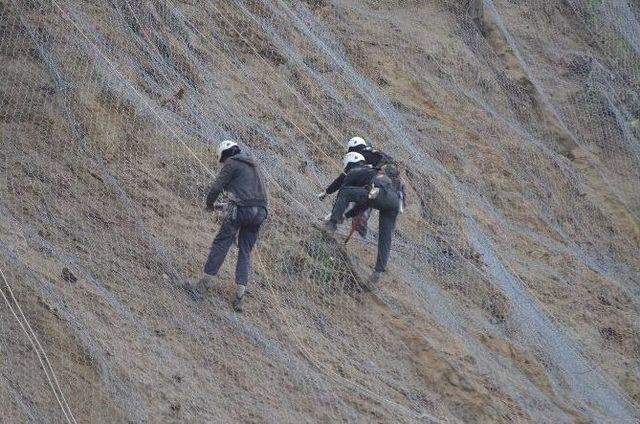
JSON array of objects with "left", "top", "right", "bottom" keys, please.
[
  {"left": 206, "top": 162, "right": 235, "bottom": 208},
  {"left": 325, "top": 172, "right": 346, "bottom": 194}
]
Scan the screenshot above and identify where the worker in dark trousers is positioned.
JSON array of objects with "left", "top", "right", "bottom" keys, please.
[
  {"left": 322, "top": 162, "right": 404, "bottom": 290},
  {"left": 318, "top": 137, "right": 394, "bottom": 238},
  {"left": 317, "top": 136, "right": 393, "bottom": 200},
  {"left": 187, "top": 140, "right": 268, "bottom": 312}
]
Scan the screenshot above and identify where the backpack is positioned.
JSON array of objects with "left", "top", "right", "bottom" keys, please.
[
  {"left": 368, "top": 165, "right": 405, "bottom": 212},
  {"left": 374, "top": 150, "right": 396, "bottom": 169},
  {"left": 363, "top": 147, "right": 395, "bottom": 169}
]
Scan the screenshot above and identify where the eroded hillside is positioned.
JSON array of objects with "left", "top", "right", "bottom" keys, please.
[{"left": 1, "top": 0, "right": 640, "bottom": 422}]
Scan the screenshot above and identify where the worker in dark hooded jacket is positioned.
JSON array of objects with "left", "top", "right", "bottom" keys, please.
[{"left": 187, "top": 140, "right": 268, "bottom": 312}]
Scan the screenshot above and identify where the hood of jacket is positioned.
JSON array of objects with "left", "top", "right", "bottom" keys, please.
[{"left": 228, "top": 151, "right": 257, "bottom": 167}]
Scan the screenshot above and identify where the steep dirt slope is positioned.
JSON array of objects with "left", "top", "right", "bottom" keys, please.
[{"left": 1, "top": 0, "right": 639, "bottom": 423}]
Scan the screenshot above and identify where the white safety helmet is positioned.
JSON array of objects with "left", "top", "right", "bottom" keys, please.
[
  {"left": 343, "top": 152, "right": 366, "bottom": 168},
  {"left": 347, "top": 136, "right": 367, "bottom": 149},
  {"left": 217, "top": 140, "right": 238, "bottom": 161}
]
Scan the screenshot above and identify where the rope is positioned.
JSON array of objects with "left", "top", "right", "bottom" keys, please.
[
  {"left": 40, "top": 1, "right": 507, "bottom": 422},
  {"left": 253, "top": 253, "right": 448, "bottom": 423},
  {"left": 206, "top": 1, "right": 345, "bottom": 149},
  {"left": 47, "top": 1, "right": 440, "bottom": 420},
  {"left": 0, "top": 265, "right": 77, "bottom": 424}
]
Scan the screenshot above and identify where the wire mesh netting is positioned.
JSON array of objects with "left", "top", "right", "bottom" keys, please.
[{"left": 1, "top": 0, "right": 640, "bottom": 422}]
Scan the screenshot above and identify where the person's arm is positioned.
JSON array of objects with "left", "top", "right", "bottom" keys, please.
[
  {"left": 325, "top": 172, "right": 346, "bottom": 195},
  {"left": 362, "top": 150, "right": 381, "bottom": 167},
  {"left": 206, "top": 162, "right": 235, "bottom": 209},
  {"left": 344, "top": 167, "right": 378, "bottom": 188}
]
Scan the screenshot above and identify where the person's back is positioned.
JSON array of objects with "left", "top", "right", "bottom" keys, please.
[
  {"left": 190, "top": 140, "right": 268, "bottom": 312},
  {"left": 323, "top": 162, "right": 404, "bottom": 290},
  {"left": 370, "top": 164, "right": 404, "bottom": 211},
  {"left": 206, "top": 151, "right": 268, "bottom": 209},
  {"left": 358, "top": 146, "right": 394, "bottom": 170},
  {"left": 342, "top": 164, "right": 378, "bottom": 189}
]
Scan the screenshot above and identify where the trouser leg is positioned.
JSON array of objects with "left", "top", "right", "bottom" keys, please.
[
  {"left": 375, "top": 209, "right": 398, "bottom": 272},
  {"left": 330, "top": 187, "right": 368, "bottom": 223},
  {"left": 363, "top": 208, "right": 372, "bottom": 222},
  {"left": 235, "top": 227, "right": 260, "bottom": 285},
  {"left": 235, "top": 207, "right": 267, "bottom": 285},
  {"left": 356, "top": 208, "right": 372, "bottom": 237},
  {"left": 203, "top": 216, "right": 238, "bottom": 276}
]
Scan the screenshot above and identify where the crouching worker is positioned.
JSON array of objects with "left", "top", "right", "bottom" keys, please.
[
  {"left": 322, "top": 163, "right": 404, "bottom": 290},
  {"left": 188, "top": 140, "right": 268, "bottom": 312},
  {"left": 317, "top": 137, "right": 394, "bottom": 201},
  {"left": 318, "top": 137, "right": 395, "bottom": 238}
]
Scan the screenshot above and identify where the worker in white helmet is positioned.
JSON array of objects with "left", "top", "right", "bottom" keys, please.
[
  {"left": 320, "top": 157, "right": 404, "bottom": 291},
  {"left": 186, "top": 140, "right": 268, "bottom": 312},
  {"left": 318, "top": 137, "right": 395, "bottom": 239},
  {"left": 317, "top": 136, "right": 393, "bottom": 201}
]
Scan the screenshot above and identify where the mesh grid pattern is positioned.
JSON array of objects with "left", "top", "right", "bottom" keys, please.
[{"left": 1, "top": 1, "right": 639, "bottom": 422}]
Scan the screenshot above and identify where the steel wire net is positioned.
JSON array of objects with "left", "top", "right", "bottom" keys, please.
[{"left": 1, "top": 0, "right": 640, "bottom": 422}]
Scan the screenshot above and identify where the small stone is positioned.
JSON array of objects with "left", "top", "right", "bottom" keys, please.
[{"left": 61, "top": 268, "right": 77, "bottom": 283}]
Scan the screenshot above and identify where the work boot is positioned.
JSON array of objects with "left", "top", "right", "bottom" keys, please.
[
  {"left": 232, "top": 284, "right": 246, "bottom": 312},
  {"left": 321, "top": 220, "right": 337, "bottom": 234},
  {"left": 232, "top": 295, "right": 244, "bottom": 312},
  {"left": 182, "top": 274, "right": 213, "bottom": 301},
  {"left": 363, "top": 271, "right": 381, "bottom": 292},
  {"left": 195, "top": 274, "right": 213, "bottom": 296}
]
